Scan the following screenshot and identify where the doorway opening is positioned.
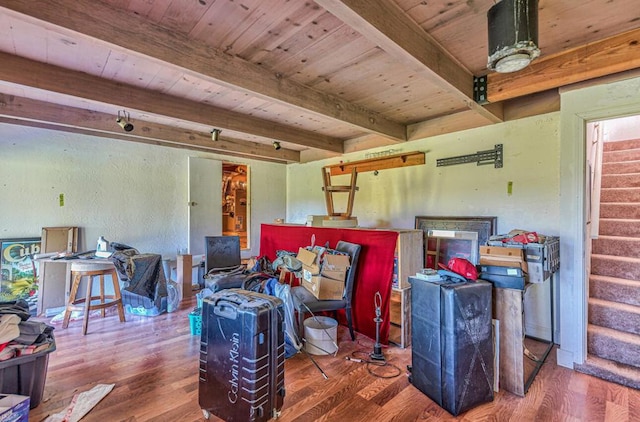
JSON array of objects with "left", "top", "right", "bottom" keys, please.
[{"left": 222, "top": 163, "right": 249, "bottom": 249}]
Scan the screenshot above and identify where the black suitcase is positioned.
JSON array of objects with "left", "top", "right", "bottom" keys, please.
[
  {"left": 408, "top": 277, "right": 494, "bottom": 416},
  {"left": 199, "top": 289, "right": 286, "bottom": 421}
]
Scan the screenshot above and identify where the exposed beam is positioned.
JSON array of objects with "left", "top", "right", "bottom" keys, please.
[
  {"left": 0, "top": 52, "right": 342, "bottom": 153},
  {"left": 316, "top": 0, "right": 503, "bottom": 124},
  {"left": 0, "top": 94, "right": 300, "bottom": 163},
  {"left": 487, "top": 27, "right": 640, "bottom": 102},
  {"left": 0, "top": 116, "right": 292, "bottom": 164},
  {"left": 0, "top": 0, "right": 406, "bottom": 142},
  {"left": 407, "top": 110, "right": 494, "bottom": 141},
  {"left": 502, "top": 89, "right": 560, "bottom": 122}
]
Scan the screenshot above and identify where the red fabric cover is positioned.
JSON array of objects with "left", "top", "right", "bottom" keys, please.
[{"left": 259, "top": 224, "right": 399, "bottom": 344}]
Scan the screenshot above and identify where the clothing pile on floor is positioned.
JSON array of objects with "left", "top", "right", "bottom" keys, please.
[{"left": 0, "top": 299, "right": 54, "bottom": 361}]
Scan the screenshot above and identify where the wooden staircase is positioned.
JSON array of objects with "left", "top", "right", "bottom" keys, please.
[{"left": 576, "top": 138, "right": 640, "bottom": 388}]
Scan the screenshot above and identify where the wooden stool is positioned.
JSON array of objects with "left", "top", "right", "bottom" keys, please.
[{"left": 63, "top": 262, "right": 126, "bottom": 335}]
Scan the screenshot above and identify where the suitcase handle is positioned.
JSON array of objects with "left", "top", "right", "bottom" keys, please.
[
  {"left": 214, "top": 303, "right": 238, "bottom": 319},
  {"left": 212, "top": 292, "right": 249, "bottom": 319}
]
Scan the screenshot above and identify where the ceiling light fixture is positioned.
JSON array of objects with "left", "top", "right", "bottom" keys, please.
[
  {"left": 487, "top": 0, "right": 540, "bottom": 73},
  {"left": 273, "top": 141, "right": 281, "bottom": 150},
  {"left": 211, "top": 128, "right": 221, "bottom": 141},
  {"left": 116, "top": 110, "right": 134, "bottom": 132}
]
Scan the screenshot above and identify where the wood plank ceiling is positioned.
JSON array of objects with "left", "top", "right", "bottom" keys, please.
[{"left": 0, "top": 0, "right": 638, "bottom": 163}]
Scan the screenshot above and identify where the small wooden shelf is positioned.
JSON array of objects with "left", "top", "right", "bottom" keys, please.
[
  {"left": 325, "top": 151, "right": 425, "bottom": 176},
  {"left": 388, "top": 229, "right": 423, "bottom": 348}
]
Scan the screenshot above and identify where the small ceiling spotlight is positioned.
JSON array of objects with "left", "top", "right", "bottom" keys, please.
[
  {"left": 273, "top": 141, "right": 281, "bottom": 150},
  {"left": 116, "top": 110, "right": 134, "bottom": 132},
  {"left": 211, "top": 128, "right": 221, "bottom": 141}
]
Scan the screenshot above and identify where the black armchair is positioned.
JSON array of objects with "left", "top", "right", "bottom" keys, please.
[{"left": 291, "top": 240, "right": 362, "bottom": 341}]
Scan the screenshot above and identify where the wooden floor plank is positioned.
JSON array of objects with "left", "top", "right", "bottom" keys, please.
[{"left": 25, "top": 296, "right": 640, "bottom": 422}]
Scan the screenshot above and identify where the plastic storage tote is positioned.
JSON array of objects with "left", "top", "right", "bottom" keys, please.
[{"left": 0, "top": 338, "right": 56, "bottom": 409}]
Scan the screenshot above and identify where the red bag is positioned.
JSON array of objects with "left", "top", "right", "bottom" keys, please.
[
  {"left": 438, "top": 257, "right": 478, "bottom": 280},
  {"left": 508, "top": 232, "right": 539, "bottom": 244}
]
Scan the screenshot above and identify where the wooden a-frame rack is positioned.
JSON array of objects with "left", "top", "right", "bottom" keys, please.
[{"left": 322, "top": 151, "right": 425, "bottom": 218}]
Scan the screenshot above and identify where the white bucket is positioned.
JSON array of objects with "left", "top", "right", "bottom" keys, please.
[{"left": 304, "top": 316, "right": 338, "bottom": 355}]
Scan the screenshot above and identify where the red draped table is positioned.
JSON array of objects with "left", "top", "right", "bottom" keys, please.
[{"left": 259, "top": 224, "right": 399, "bottom": 343}]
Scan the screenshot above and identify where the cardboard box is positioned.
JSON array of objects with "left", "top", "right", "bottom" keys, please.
[
  {"left": 302, "top": 270, "right": 345, "bottom": 300},
  {"left": 0, "top": 395, "right": 29, "bottom": 422},
  {"left": 297, "top": 247, "right": 321, "bottom": 274},
  {"left": 299, "top": 250, "right": 351, "bottom": 300},
  {"left": 322, "top": 254, "right": 350, "bottom": 280},
  {"left": 479, "top": 246, "right": 528, "bottom": 272}
]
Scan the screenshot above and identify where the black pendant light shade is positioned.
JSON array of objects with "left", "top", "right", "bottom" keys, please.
[{"left": 487, "top": 0, "right": 540, "bottom": 73}]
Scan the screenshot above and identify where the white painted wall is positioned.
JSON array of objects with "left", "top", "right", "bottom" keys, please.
[
  {"left": 0, "top": 124, "right": 287, "bottom": 260},
  {"left": 602, "top": 114, "right": 640, "bottom": 142},
  {"left": 288, "top": 114, "right": 561, "bottom": 235},
  {"left": 288, "top": 113, "right": 562, "bottom": 339}
]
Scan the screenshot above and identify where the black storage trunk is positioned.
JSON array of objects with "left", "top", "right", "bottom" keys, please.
[
  {"left": 408, "top": 277, "right": 494, "bottom": 416},
  {"left": 199, "top": 289, "right": 285, "bottom": 421}
]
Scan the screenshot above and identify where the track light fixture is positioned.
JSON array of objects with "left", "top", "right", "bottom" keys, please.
[
  {"left": 211, "top": 128, "right": 221, "bottom": 141},
  {"left": 273, "top": 141, "right": 281, "bottom": 150},
  {"left": 116, "top": 110, "right": 134, "bottom": 132}
]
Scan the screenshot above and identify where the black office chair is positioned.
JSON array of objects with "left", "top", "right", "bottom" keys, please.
[{"left": 291, "top": 240, "right": 362, "bottom": 341}]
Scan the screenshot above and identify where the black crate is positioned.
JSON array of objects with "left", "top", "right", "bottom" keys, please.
[
  {"left": 0, "top": 338, "right": 56, "bottom": 409},
  {"left": 479, "top": 265, "right": 527, "bottom": 290},
  {"left": 409, "top": 277, "right": 494, "bottom": 416}
]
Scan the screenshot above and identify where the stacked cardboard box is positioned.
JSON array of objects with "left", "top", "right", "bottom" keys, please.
[
  {"left": 296, "top": 247, "right": 351, "bottom": 300},
  {"left": 479, "top": 246, "right": 528, "bottom": 290},
  {"left": 479, "top": 236, "right": 560, "bottom": 287}
]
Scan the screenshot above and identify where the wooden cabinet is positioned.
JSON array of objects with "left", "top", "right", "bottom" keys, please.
[{"left": 388, "top": 229, "right": 423, "bottom": 348}]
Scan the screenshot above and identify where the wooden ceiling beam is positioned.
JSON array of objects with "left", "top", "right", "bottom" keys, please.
[
  {"left": 0, "top": 116, "right": 295, "bottom": 164},
  {"left": 0, "top": 52, "right": 341, "bottom": 153},
  {"left": 0, "top": 94, "right": 300, "bottom": 163},
  {"left": 0, "top": 0, "right": 406, "bottom": 142},
  {"left": 316, "top": 0, "right": 503, "bottom": 124},
  {"left": 487, "top": 27, "right": 640, "bottom": 102}
]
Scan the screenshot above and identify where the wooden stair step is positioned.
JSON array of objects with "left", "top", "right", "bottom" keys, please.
[
  {"left": 587, "top": 324, "right": 640, "bottom": 368},
  {"left": 575, "top": 355, "right": 640, "bottom": 390},
  {"left": 598, "top": 203, "right": 640, "bottom": 219},
  {"left": 603, "top": 138, "right": 640, "bottom": 152},
  {"left": 602, "top": 160, "right": 640, "bottom": 174},
  {"left": 600, "top": 187, "right": 640, "bottom": 202},
  {"left": 591, "top": 253, "right": 640, "bottom": 280},
  {"left": 598, "top": 218, "right": 640, "bottom": 237},
  {"left": 589, "top": 297, "right": 640, "bottom": 335},
  {"left": 590, "top": 274, "right": 640, "bottom": 307},
  {"left": 601, "top": 173, "right": 640, "bottom": 188},
  {"left": 592, "top": 235, "right": 640, "bottom": 256},
  {"left": 603, "top": 149, "right": 640, "bottom": 163}
]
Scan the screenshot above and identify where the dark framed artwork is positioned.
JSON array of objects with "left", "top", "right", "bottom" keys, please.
[
  {"left": 414, "top": 216, "right": 498, "bottom": 268},
  {"left": 0, "top": 237, "right": 41, "bottom": 314}
]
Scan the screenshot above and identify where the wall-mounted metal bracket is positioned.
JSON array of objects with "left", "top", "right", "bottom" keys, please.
[
  {"left": 437, "top": 144, "right": 503, "bottom": 168},
  {"left": 473, "top": 75, "right": 489, "bottom": 104}
]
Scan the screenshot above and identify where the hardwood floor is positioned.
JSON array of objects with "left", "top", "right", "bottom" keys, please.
[{"left": 27, "top": 296, "right": 640, "bottom": 422}]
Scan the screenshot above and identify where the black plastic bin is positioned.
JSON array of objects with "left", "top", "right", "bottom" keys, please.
[{"left": 0, "top": 337, "right": 56, "bottom": 409}]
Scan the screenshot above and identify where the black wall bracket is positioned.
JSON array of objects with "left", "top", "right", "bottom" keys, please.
[
  {"left": 473, "top": 76, "right": 489, "bottom": 104},
  {"left": 437, "top": 144, "right": 503, "bottom": 168}
]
